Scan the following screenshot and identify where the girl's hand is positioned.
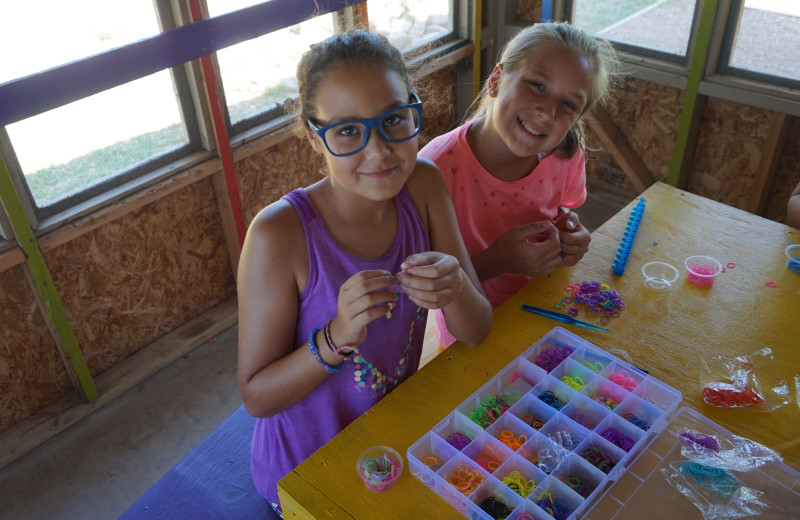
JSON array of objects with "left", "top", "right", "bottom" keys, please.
[
  {"left": 395, "top": 252, "right": 466, "bottom": 309},
  {"left": 330, "top": 270, "right": 400, "bottom": 348},
  {"left": 478, "top": 221, "right": 562, "bottom": 279},
  {"left": 554, "top": 210, "right": 591, "bottom": 266}
]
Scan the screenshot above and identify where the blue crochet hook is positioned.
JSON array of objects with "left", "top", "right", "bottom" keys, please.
[{"left": 521, "top": 305, "right": 610, "bottom": 332}]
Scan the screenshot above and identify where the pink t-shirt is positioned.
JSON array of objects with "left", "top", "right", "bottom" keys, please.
[{"left": 419, "top": 121, "right": 587, "bottom": 345}]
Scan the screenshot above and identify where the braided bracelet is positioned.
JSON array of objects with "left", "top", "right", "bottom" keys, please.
[
  {"left": 309, "top": 328, "right": 343, "bottom": 373},
  {"left": 323, "top": 320, "right": 355, "bottom": 358}
]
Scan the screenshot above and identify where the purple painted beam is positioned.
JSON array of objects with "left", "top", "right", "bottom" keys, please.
[{"left": 0, "top": 0, "right": 365, "bottom": 127}]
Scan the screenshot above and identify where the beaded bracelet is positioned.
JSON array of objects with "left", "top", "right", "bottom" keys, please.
[
  {"left": 323, "top": 320, "right": 355, "bottom": 358},
  {"left": 309, "top": 328, "right": 343, "bottom": 373}
]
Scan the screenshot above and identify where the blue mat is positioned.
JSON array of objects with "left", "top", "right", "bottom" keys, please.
[{"left": 118, "top": 405, "right": 278, "bottom": 519}]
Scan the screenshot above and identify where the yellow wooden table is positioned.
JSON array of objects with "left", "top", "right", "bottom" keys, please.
[{"left": 278, "top": 182, "right": 800, "bottom": 519}]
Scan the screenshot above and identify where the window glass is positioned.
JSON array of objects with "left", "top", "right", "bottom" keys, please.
[
  {"left": 7, "top": 74, "right": 186, "bottom": 208},
  {"left": 207, "top": 1, "right": 335, "bottom": 125},
  {"left": 0, "top": 1, "right": 159, "bottom": 81},
  {"left": 572, "top": 0, "right": 696, "bottom": 59},
  {"left": 1, "top": 1, "right": 185, "bottom": 212},
  {"left": 727, "top": 0, "right": 800, "bottom": 83},
  {"left": 368, "top": 0, "right": 453, "bottom": 52}
]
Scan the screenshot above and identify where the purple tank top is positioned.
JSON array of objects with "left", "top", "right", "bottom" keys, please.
[{"left": 250, "top": 186, "right": 430, "bottom": 509}]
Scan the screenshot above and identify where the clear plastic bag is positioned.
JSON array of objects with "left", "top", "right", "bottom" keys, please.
[
  {"left": 699, "top": 348, "right": 791, "bottom": 411},
  {"left": 677, "top": 428, "right": 782, "bottom": 472},
  {"left": 661, "top": 460, "right": 767, "bottom": 519}
]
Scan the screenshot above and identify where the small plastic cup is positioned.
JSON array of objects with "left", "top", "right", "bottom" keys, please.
[
  {"left": 641, "top": 262, "right": 679, "bottom": 292},
  {"left": 684, "top": 255, "right": 722, "bottom": 287},
  {"left": 786, "top": 244, "right": 800, "bottom": 274},
  {"left": 357, "top": 445, "right": 404, "bottom": 491}
]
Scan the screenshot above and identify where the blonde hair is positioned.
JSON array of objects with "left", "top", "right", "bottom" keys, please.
[{"left": 471, "top": 22, "right": 620, "bottom": 158}]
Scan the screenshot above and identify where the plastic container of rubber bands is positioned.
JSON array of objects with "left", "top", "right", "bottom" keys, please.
[
  {"left": 408, "top": 326, "right": 800, "bottom": 519},
  {"left": 408, "top": 326, "right": 683, "bottom": 520}
]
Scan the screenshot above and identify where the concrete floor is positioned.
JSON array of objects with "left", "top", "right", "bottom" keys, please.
[
  {"left": 0, "top": 327, "right": 243, "bottom": 520},
  {"left": 0, "top": 187, "right": 634, "bottom": 520}
]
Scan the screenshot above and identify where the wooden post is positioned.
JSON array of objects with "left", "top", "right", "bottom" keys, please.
[
  {"left": 667, "top": 0, "right": 718, "bottom": 188},
  {"left": 188, "top": 0, "right": 248, "bottom": 276},
  {"left": 0, "top": 156, "right": 98, "bottom": 401},
  {"left": 587, "top": 108, "right": 657, "bottom": 193},
  {"left": 747, "top": 111, "right": 789, "bottom": 215}
]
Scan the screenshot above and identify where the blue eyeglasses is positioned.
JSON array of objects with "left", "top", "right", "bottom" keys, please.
[{"left": 307, "top": 93, "right": 423, "bottom": 157}]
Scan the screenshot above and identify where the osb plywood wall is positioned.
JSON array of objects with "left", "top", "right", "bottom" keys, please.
[
  {"left": 767, "top": 117, "right": 800, "bottom": 222},
  {"left": 587, "top": 80, "right": 799, "bottom": 222},
  {"left": 0, "top": 266, "right": 71, "bottom": 430},
  {"left": 45, "top": 177, "right": 236, "bottom": 374},
  {"left": 586, "top": 77, "right": 682, "bottom": 189},
  {"left": 0, "top": 64, "right": 458, "bottom": 435}
]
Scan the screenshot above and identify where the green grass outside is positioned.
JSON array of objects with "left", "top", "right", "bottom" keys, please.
[
  {"left": 26, "top": 83, "right": 294, "bottom": 206},
  {"left": 575, "top": 0, "right": 660, "bottom": 35}
]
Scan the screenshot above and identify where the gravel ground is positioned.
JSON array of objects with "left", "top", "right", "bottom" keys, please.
[{"left": 597, "top": 0, "right": 800, "bottom": 81}]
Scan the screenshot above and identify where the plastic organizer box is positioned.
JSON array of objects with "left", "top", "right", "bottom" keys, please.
[{"left": 408, "top": 326, "right": 683, "bottom": 520}]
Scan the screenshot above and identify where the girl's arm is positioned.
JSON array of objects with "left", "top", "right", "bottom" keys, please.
[
  {"left": 787, "top": 181, "right": 800, "bottom": 229},
  {"left": 402, "top": 159, "right": 493, "bottom": 346},
  {"left": 237, "top": 201, "right": 399, "bottom": 418},
  {"left": 237, "top": 202, "right": 334, "bottom": 418}
]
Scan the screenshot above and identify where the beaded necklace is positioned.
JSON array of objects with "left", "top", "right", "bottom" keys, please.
[{"left": 352, "top": 304, "right": 425, "bottom": 394}]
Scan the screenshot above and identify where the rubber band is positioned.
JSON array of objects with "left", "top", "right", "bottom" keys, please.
[
  {"left": 358, "top": 452, "right": 401, "bottom": 491},
  {"left": 680, "top": 431, "right": 720, "bottom": 452},
  {"left": 424, "top": 456, "right": 439, "bottom": 468},
  {"left": 538, "top": 390, "right": 566, "bottom": 410},
  {"left": 446, "top": 463, "right": 485, "bottom": 496},
  {"left": 479, "top": 496, "right": 511, "bottom": 519},
  {"left": 468, "top": 394, "right": 516, "bottom": 428},
  {"left": 475, "top": 453, "right": 501, "bottom": 473},
  {"left": 555, "top": 301, "right": 567, "bottom": 309},
  {"left": 726, "top": 262, "right": 736, "bottom": 269},
  {"left": 608, "top": 370, "right": 638, "bottom": 390},
  {"left": 564, "top": 474, "right": 595, "bottom": 498},
  {"left": 595, "top": 396, "right": 619, "bottom": 410},
  {"left": 676, "top": 461, "right": 740, "bottom": 496},
  {"left": 535, "top": 492, "right": 573, "bottom": 520},
  {"left": 702, "top": 384, "right": 764, "bottom": 407},
  {"left": 600, "top": 427, "right": 636, "bottom": 451},
  {"left": 560, "top": 375, "right": 585, "bottom": 390},
  {"left": 532, "top": 346, "right": 573, "bottom": 372},
  {"left": 521, "top": 413, "right": 544, "bottom": 429},
  {"left": 580, "top": 444, "right": 619, "bottom": 474},
  {"left": 445, "top": 431, "right": 472, "bottom": 450},
  {"left": 496, "top": 429, "right": 527, "bottom": 450},
  {"left": 501, "top": 470, "right": 536, "bottom": 498},
  {"left": 623, "top": 412, "right": 651, "bottom": 431},
  {"left": 766, "top": 279, "right": 777, "bottom": 287},
  {"left": 581, "top": 360, "right": 605, "bottom": 373},
  {"left": 570, "top": 411, "right": 599, "bottom": 429}
]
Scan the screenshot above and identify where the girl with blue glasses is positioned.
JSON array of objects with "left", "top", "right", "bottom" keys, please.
[{"left": 236, "top": 30, "right": 492, "bottom": 517}]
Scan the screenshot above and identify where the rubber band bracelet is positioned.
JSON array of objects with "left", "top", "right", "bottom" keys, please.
[
  {"left": 309, "top": 328, "right": 343, "bottom": 373},
  {"left": 324, "top": 320, "right": 355, "bottom": 358}
]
